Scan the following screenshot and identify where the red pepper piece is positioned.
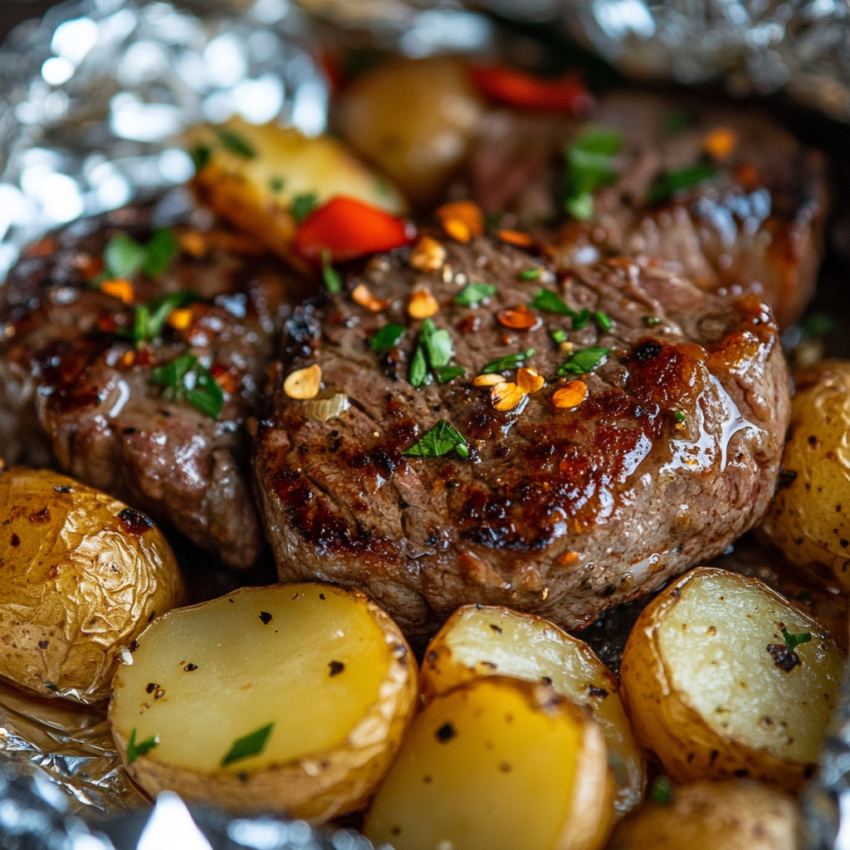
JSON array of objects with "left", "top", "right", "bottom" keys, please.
[
  {"left": 293, "top": 196, "right": 415, "bottom": 264},
  {"left": 469, "top": 65, "right": 595, "bottom": 115}
]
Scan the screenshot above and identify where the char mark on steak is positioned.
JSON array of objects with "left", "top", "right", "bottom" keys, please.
[
  {"left": 0, "top": 203, "right": 302, "bottom": 569},
  {"left": 253, "top": 235, "right": 791, "bottom": 639}
]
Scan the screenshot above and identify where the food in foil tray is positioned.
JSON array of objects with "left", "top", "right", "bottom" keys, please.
[{"left": 0, "top": 0, "right": 848, "bottom": 849}]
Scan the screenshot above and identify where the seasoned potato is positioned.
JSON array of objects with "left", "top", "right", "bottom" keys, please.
[
  {"left": 365, "top": 677, "right": 615, "bottom": 850},
  {"left": 762, "top": 359, "right": 850, "bottom": 591},
  {"left": 190, "top": 119, "right": 407, "bottom": 261},
  {"left": 0, "top": 467, "right": 183, "bottom": 704},
  {"left": 336, "top": 56, "right": 488, "bottom": 207},
  {"left": 420, "top": 605, "right": 645, "bottom": 815},
  {"left": 109, "top": 582, "right": 417, "bottom": 821},
  {"left": 620, "top": 567, "right": 843, "bottom": 790},
  {"left": 611, "top": 780, "right": 801, "bottom": 850}
]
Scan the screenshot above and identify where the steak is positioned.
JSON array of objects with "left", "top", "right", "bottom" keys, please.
[
  {"left": 468, "top": 91, "right": 827, "bottom": 328},
  {"left": 0, "top": 202, "right": 299, "bottom": 569},
  {"left": 253, "top": 235, "right": 791, "bottom": 638}
]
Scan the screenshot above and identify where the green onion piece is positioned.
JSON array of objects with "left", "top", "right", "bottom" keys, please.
[
  {"left": 370, "top": 323, "right": 405, "bottom": 355},
  {"left": 455, "top": 282, "right": 497, "bottom": 307},
  {"left": 781, "top": 628, "right": 812, "bottom": 650},
  {"left": 403, "top": 420, "right": 469, "bottom": 460},
  {"left": 558, "top": 347, "right": 609, "bottom": 376},
  {"left": 436, "top": 366, "right": 464, "bottom": 384},
  {"left": 519, "top": 268, "right": 541, "bottom": 281},
  {"left": 594, "top": 311, "right": 612, "bottom": 331},
  {"left": 152, "top": 353, "right": 224, "bottom": 420},
  {"left": 214, "top": 126, "right": 256, "bottom": 159},
  {"left": 291, "top": 192, "right": 319, "bottom": 223},
  {"left": 529, "top": 289, "right": 576, "bottom": 318},
  {"left": 482, "top": 348, "right": 535, "bottom": 374},
  {"left": 221, "top": 723, "right": 275, "bottom": 767},
  {"left": 649, "top": 163, "right": 717, "bottom": 204},
  {"left": 321, "top": 249, "right": 341, "bottom": 295},
  {"left": 563, "top": 126, "right": 623, "bottom": 221},
  {"left": 127, "top": 728, "right": 159, "bottom": 764}
]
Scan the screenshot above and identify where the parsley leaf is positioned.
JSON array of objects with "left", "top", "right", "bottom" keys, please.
[
  {"left": 103, "top": 229, "right": 177, "bottom": 281},
  {"left": 482, "top": 348, "right": 535, "bottom": 374},
  {"left": 650, "top": 776, "right": 675, "bottom": 806},
  {"left": 321, "top": 249, "right": 341, "bottom": 294},
  {"left": 190, "top": 143, "right": 211, "bottom": 172},
  {"left": 594, "top": 310, "right": 612, "bottom": 331},
  {"left": 558, "top": 347, "right": 609, "bottom": 376},
  {"left": 152, "top": 353, "right": 224, "bottom": 420},
  {"left": 132, "top": 291, "right": 198, "bottom": 348},
  {"left": 292, "top": 192, "right": 319, "bottom": 223},
  {"left": 141, "top": 228, "right": 178, "bottom": 277},
  {"left": 221, "top": 722, "right": 275, "bottom": 767},
  {"left": 781, "top": 628, "right": 812, "bottom": 650},
  {"left": 214, "top": 126, "right": 256, "bottom": 159},
  {"left": 127, "top": 728, "right": 159, "bottom": 764},
  {"left": 564, "top": 126, "right": 622, "bottom": 221},
  {"left": 269, "top": 176, "right": 286, "bottom": 193},
  {"left": 403, "top": 420, "right": 469, "bottom": 460},
  {"left": 649, "top": 163, "right": 717, "bottom": 204},
  {"left": 530, "top": 289, "right": 576, "bottom": 318},
  {"left": 370, "top": 323, "right": 405, "bottom": 355},
  {"left": 455, "top": 282, "right": 497, "bottom": 307},
  {"left": 421, "top": 319, "right": 453, "bottom": 369},
  {"left": 674, "top": 410, "right": 686, "bottom": 423},
  {"left": 572, "top": 308, "right": 591, "bottom": 330},
  {"left": 436, "top": 366, "right": 464, "bottom": 384},
  {"left": 550, "top": 329, "right": 567, "bottom": 345},
  {"left": 409, "top": 344, "right": 428, "bottom": 387}
]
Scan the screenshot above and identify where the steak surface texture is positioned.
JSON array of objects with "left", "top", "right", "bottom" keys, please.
[{"left": 254, "top": 236, "right": 791, "bottom": 637}]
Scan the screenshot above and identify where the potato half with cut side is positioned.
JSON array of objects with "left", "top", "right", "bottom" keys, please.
[
  {"left": 611, "top": 780, "right": 801, "bottom": 850},
  {"left": 364, "top": 677, "right": 615, "bottom": 850},
  {"left": 109, "top": 583, "right": 417, "bottom": 821},
  {"left": 620, "top": 567, "right": 843, "bottom": 790},
  {"left": 0, "top": 467, "right": 183, "bottom": 704},
  {"left": 420, "top": 605, "right": 645, "bottom": 815},
  {"left": 189, "top": 119, "right": 407, "bottom": 261}
]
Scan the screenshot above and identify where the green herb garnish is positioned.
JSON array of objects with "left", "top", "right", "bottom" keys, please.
[
  {"left": 572, "top": 309, "right": 591, "bottom": 330},
  {"left": 410, "top": 345, "right": 428, "bottom": 388},
  {"left": 370, "top": 323, "right": 405, "bottom": 355},
  {"left": 563, "top": 126, "right": 622, "bottom": 221},
  {"left": 403, "top": 420, "right": 469, "bottom": 460},
  {"left": 410, "top": 319, "right": 455, "bottom": 387},
  {"left": 190, "top": 143, "right": 211, "bottom": 172},
  {"left": 103, "top": 228, "right": 177, "bottom": 280},
  {"left": 321, "top": 249, "right": 341, "bottom": 294},
  {"left": 519, "top": 268, "right": 541, "bottom": 281},
  {"left": 781, "top": 628, "right": 812, "bottom": 650},
  {"left": 127, "top": 728, "right": 159, "bottom": 764},
  {"left": 455, "top": 282, "right": 497, "bottom": 307},
  {"left": 674, "top": 410, "right": 686, "bottom": 423},
  {"left": 221, "top": 722, "right": 275, "bottom": 767},
  {"left": 214, "top": 126, "right": 256, "bottom": 159},
  {"left": 558, "top": 347, "right": 609, "bottom": 376},
  {"left": 550, "top": 329, "right": 568, "bottom": 345},
  {"left": 482, "top": 348, "right": 535, "bottom": 374},
  {"left": 436, "top": 366, "right": 464, "bottom": 384},
  {"left": 141, "top": 228, "right": 178, "bottom": 277},
  {"left": 649, "top": 163, "right": 717, "bottom": 204},
  {"left": 131, "top": 291, "right": 198, "bottom": 348},
  {"left": 643, "top": 316, "right": 662, "bottom": 327},
  {"left": 530, "top": 289, "right": 576, "bottom": 318},
  {"left": 291, "top": 192, "right": 319, "bottom": 223},
  {"left": 152, "top": 353, "right": 224, "bottom": 420},
  {"left": 594, "top": 311, "right": 612, "bottom": 331},
  {"left": 650, "top": 776, "right": 675, "bottom": 806},
  {"left": 269, "top": 176, "right": 286, "bottom": 193}
]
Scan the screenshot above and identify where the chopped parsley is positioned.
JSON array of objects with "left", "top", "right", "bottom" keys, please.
[
  {"left": 131, "top": 291, "right": 198, "bottom": 348},
  {"left": 103, "top": 228, "right": 177, "bottom": 281},
  {"left": 403, "top": 420, "right": 469, "bottom": 460},
  {"left": 409, "top": 345, "right": 428, "bottom": 387},
  {"left": 190, "top": 143, "right": 211, "bottom": 172},
  {"left": 482, "top": 348, "right": 535, "bottom": 374},
  {"left": 221, "top": 722, "right": 275, "bottom": 767},
  {"left": 269, "top": 176, "right": 286, "bottom": 193},
  {"left": 550, "top": 329, "right": 568, "bottom": 345},
  {"left": 410, "top": 319, "right": 455, "bottom": 387},
  {"left": 291, "top": 192, "right": 319, "bottom": 223},
  {"left": 594, "top": 310, "right": 612, "bottom": 331},
  {"left": 436, "top": 366, "right": 464, "bottom": 384},
  {"left": 127, "top": 728, "right": 159, "bottom": 764},
  {"left": 649, "top": 162, "right": 717, "bottom": 204},
  {"left": 151, "top": 353, "right": 224, "bottom": 420},
  {"left": 650, "top": 776, "right": 675, "bottom": 806},
  {"left": 321, "top": 249, "right": 341, "bottom": 294},
  {"left": 370, "top": 323, "right": 405, "bottom": 355},
  {"left": 214, "top": 126, "right": 256, "bottom": 159},
  {"left": 518, "top": 268, "right": 541, "bottom": 281},
  {"left": 643, "top": 316, "right": 662, "bottom": 327},
  {"left": 530, "top": 289, "right": 591, "bottom": 331},
  {"left": 674, "top": 410, "right": 686, "bottom": 423},
  {"left": 572, "top": 309, "right": 591, "bottom": 330},
  {"left": 781, "top": 628, "right": 812, "bottom": 650},
  {"left": 455, "top": 282, "right": 497, "bottom": 307},
  {"left": 563, "top": 126, "right": 623, "bottom": 221},
  {"left": 558, "top": 347, "right": 609, "bottom": 376}
]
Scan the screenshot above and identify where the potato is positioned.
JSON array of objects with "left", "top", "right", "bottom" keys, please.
[
  {"left": 620, "top": 567, "right": 843, "bottom": 790},
  {"left": 109, "top": 582, "right": 417, "bottom": 821},
  {"left": 190, "top": 119, "right": 407, "bottom": 261},
  {"left": 611, "top": 780, "right": 801, "bottom": 850},
  {"left": 0, "top": 467, "right": 183, "bottom": 704},
  {"left": 336, "top": 57, "right": 488, "bottom": 207},
  {"left": 364, "top": 677, "right": 615, "bottom": 850},
  {"left": 420, "top": 605, "right": 645, "bottom": 815},
  {"left": 762, "top": 359, "right": 850, "bottom": 592}
]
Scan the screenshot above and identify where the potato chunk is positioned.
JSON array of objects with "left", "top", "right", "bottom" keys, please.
[
  {"left": 420, "top": 605, "right": 645, "bottom": 814},
  {"left": 365, "top": 677, "right": 614, "bottom": 850},
  {"left": 0, "top": 467, "right": 183, "bottom": 704},
  {"left": 109, "top": 583, "right": 417, "bottom": 821},
  {"left": 620, "top": 567, "right": 843, "bottom": 790}
]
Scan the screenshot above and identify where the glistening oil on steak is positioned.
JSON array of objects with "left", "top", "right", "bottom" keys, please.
[{"left": 253, "top": 236, "right": 790, "bottom": 638}]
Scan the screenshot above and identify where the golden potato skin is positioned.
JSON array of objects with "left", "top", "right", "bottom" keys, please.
[
  {"left": 0, "top": 468, "right": 183, "bottom": 703},
  {"left": 762, "top": 359, "right": 850, "bottom": 591},
  {"left": 611, "top": 781, "right": 801, "bottom": 850}
]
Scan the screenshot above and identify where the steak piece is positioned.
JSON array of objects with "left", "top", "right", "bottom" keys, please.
[
  {"left": 0, "top": 203, "right": 299, "bottom": 569},
  {"left": 253, "top": 236, "right": 791, "bottom": 638},
  {"left": 468, "top": 92, "right": 827, "bottom": 328}
]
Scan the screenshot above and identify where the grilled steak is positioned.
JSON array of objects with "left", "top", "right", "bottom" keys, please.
[
  {"left": 253, "top": 236, "right": 791, "bottom": 638},
  {"left": 0, "top": 203, "right": 299, "bottom": 569},
  {"left": 468, "top": 92, "right": 827, "bottom": 328}
]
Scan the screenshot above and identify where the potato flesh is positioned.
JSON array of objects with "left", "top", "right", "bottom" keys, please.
[
  {"left": 421, "top": 605, "right": 644, "bottom": 814},
  {"left": 111, "top": 585, "right": 393, "bottom": 772},
  {"left": 657, "top": 573, "right": 841, "bottom": 765},
  {"left": 365, "top": 679, "right": 584, "bottom": 850}
]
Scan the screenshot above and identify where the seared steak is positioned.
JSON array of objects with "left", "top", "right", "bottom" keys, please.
[
  {"left": 253, "top": 236, "right": 790, "bottom": 637},
  {"left": 468, "top": 92, "right": 827, "bottom": 327},
  {"left": 0, "top": 203, "right": 299, "bottom": 569}
]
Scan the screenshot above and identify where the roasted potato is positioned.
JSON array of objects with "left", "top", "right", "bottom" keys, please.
[
  {"left": 762, "top": 359, "right": 850, "bottom": 591},
  {"left": 109, "top": 582, "right": 417, "bottom": 821},
  {"left": 365, "top": 676, "right": 615, "bottom": 850},
  {"left": 336, "top": 56, "right": 488, "bottom": 207},
  {"left": 190, "top": 119, "right": 407, "bottom": 261},
  {"left": 0, "top": 467, "right": 183, "bottom": 704},
  {"left": 611, "top": 780, "right": 801, "bottom": 850},
  {"left": 620, "top": 567, "right": 843, "bottom": 790},
  {"left": 420, "top": 605, "right": 645, "bottom": 815}
]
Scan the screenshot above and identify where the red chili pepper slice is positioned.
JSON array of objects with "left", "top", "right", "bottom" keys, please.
[
  {"left": 293, "top": 196, "right": 415, "bottom": 264},
  {"left": 469, "top": 65, "right": 595, "bottom": 115}
]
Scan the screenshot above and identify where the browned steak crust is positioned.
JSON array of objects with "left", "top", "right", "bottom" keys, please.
[{"left": 253, "top": 236, "right": 791, "bottom": 638}]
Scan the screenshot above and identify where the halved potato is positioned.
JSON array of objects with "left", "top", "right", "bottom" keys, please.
[
  {"left": 190, "top": 118, "right": 407, "bottom": 261},
  {"left": 420, "top": 605, "right": 645, "bottom": 815},
  {"left": 611, "top": 780, "right": 801, "bottom": 850},
  {"left": 0, "top": 467, "right": 183, "bottom": 704},
  {"left": 364, "top": 676, "right": 615, "bottom": 850},
  {"left": 619, "top": 567, "right": 843, "bottom": 790},
  {"left": 109, "top": 582, "right": 417, "bottom": 821}
]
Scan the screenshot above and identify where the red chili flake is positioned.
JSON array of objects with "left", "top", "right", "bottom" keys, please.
[
  {"left": 29, "top": 507, "right": 50, "bottom": 524},
  {"left": 497, "top": 303, "right": 538, "bottom": 330}
]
